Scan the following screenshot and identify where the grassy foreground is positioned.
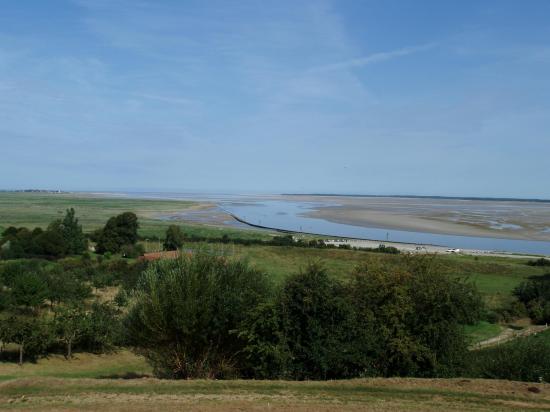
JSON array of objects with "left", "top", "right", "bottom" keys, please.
[{"left": 1, "top": 376, "right": 549, "bottom": 411}]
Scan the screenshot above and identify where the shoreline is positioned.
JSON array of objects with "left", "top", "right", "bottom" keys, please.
[
  {"left": 306, "top": 207, "right": 550, "bottom": 242},
  {"left": 279, "top": 194, "right": 550, "bottom": 242},
  {"left": 228, "top": 212, "right": 546, "bottom": 259}
]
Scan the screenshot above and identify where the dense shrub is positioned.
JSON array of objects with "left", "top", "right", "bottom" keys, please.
[
  {"left": 0, "top": 209, "right": 87, "bottom": 259},
  {"left": 124, "top": 252, "right": 271, "bottom": 378},
  {"left": 239, "top": 257, "right": 482, "bottom": 380},
  {"left": 277, "top": 264, "right": 356, "bottom": 379},
  {"left": 514, "top": 274, "right": 550, "bottom": 324},
  {"left": 163, "top": 225, "right": 185, "bottom": 251},
  {"left": 346, "top": 259, "right": 482, "bottom": 377},
  {"left": 527, "top": 258, "right": 550, "bottom": 267},
  {"left": 94, "top": 212, "right": 139, "bottom": 254},
  {"left": 467, "top": 332, "right": 550, "bottom": 382},
  {"left": 120, "top": 243, "right": 144, "bottom": 258}
]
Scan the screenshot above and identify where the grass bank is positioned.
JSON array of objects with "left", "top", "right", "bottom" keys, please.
[{"left": 1, "top": 374, "right": 548, "bottom": 411}]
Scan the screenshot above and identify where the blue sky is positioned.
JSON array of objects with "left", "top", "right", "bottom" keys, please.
[{"left": 1, "top": 0, "right": 549, "bottom": 197}]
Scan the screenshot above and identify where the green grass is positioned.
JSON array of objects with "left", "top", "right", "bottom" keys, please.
[
  {"left": 464, "top": 321, "right": 504, "bottom": 344},
  {"left": 0, "top": 351, "right": 151, "bottom": 381},
  {"left": 1, "top": 375, "right": 549, "bottom": 411},
  {"left": 0, "top": 192, "right": 273, "bottom": 240}
]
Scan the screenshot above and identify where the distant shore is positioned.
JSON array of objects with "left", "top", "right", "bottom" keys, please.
[{"left": 280, "top": 194, "right": 550, "bottom": 242}]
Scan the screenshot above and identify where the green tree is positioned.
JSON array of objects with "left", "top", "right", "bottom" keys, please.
[
  {"left": 82, "top": 302, "right": 122, "bottom": 353},
  {"left": 276, "top": 263, "right": 355, "bottom": 379},
  {"left": 348, "top": 257, "right": 483, "bottom": 377},
  {"left": 45, "top": 269, "right": 92, "bottom": 307},
  {"left": 36, "top": 222, "right": 67, "bottom": 257},
  {"left": 124, "top": 252, "right": 270, "bottom": 378},
  {"left": 3, "top": 316, "right": 51, "bottom": 365},
  {"left": 163, "top": 225, "right": 185, "bottom": 251},
  {"left": 514, "top": 274, "right": 550, "bottom": 324},
  {"left": 54, "top": 305, "right": 89, "bottom": 358},
  {"left": 11, "top": 272, "right": 48, "bottom": 312},
  {"left": 96, "top": 212, "right": 139, "bottom": 254},
  {"left": 60, "top": 208, "right": 87, "bottom": 255}
]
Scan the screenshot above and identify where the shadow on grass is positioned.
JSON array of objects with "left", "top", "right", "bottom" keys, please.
[{"left": 97, "top": 371, "right": 152, "bottom": 380}]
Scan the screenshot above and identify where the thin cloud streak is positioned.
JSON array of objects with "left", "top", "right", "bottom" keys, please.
[{"left": 310, "top": 43, "right": 437, "bottom": 73}]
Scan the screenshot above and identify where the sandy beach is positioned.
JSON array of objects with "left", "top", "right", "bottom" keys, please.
[{"left": 284, "top": 195, "right": 550, "bottom": 242}]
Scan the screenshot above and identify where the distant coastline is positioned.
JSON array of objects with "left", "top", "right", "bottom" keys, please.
[{"left": 283, "top": 193, "right": 550, "bottom": 203}]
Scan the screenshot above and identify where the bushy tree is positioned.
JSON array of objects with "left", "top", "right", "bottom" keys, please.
[
  {"left": 124, "top": 252, "right": 270, "bottom": 378},
  {"left": 54, "top": 305, "right": 89, "bottom": 358},
  {"left": 11, "top": 272, "right": 48, "bottom": 312},
  {"left": 348, "top": 258, "right": 483, "bottom": 377},
  {"left": 0, "top": 209, "right": 86, "bottom": 259},
  {"left": 82, "top": 302, "right": 122, "bottom": 353},
  {"left": 2, "top": 316, "right": 52, "bottom": 364},
  {"left": 240, "top": 257, "right": 482, "bottom": 379},
  {"left": 163, "top": 225, "right": 185, "bottom": 251},
  {"left": 273, "top": 263, "right": 356, "bottom": 379},
  {"left": 60, "top": 208, "right": 87, "bottom": 255},
  {"left": 45, "top": 269, "right": 92, "bottom": 307},
  {"left": 514, "top": 274, "right": 550, "bottom": 324},
  {"left": 96, "top": 212, "right": 139, "bottom": 254}
]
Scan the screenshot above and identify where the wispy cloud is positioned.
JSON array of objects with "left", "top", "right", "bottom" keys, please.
[
  {"left": 310, "top": 43, "right": 437, "bottom": 73},
  {"left": 133, "top": 93, "right": 197, "bottom": 106}
]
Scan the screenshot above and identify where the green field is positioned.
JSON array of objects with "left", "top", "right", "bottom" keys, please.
[{"left": 0, "top": 192, "right": 273, "bottom": 240}]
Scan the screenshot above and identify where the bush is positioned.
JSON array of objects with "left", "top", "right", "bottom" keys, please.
[
  {"left": 95, "top": 212, "right": 139, "bottom": 254},
  {"left": 467, "top": 332, "right": 550, "bottom": 382},
  {"left": 163, "top": 225, "right": 185, "bottom": 251},
  {"left": 345, "top": 260, "right": 482, "bottom": 377},
  {"left": 120, "top": 243, "right": 144, "bottom": 259},
  {"left": 514, "top": 274, "right": 550, "bottom": 323},
  {"left": 527, "top": 258, "right": 550, "bottom": 267},
  {"left": 277, "top": 263, "right": 355, "bottom": 379},
  {"left": 240, "top": 257, "right": 482, "bottom": 379},
  {"left": 124, "top": 252, "right": 271, "bottom": 378},
  {"left": 0, "top": 209, "right": 87, "bottom": 259}
]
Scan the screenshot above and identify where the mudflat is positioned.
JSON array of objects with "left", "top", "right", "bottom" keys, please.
[{"left": 284, "top": 195, "right": 550, "bottom": 241}]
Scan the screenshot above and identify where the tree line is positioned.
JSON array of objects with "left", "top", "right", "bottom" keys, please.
[
  {"left": 0, "top": 256, "right": 145, "bottom": 363},
  {"left": 125, "top": 252, "right": 483, "bottom": 379}
]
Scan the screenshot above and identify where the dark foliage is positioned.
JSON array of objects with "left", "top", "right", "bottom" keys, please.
[
  {"left": 95, "top": 212, "right": 139, "bottom": 254},
  {"left": 527, "top": 258, "right": 550, "bottom": 267},
  {"left": 467, "top": 332, "right": 550, "bottom": 382},
  {"left": 124, "top": 252, "right": 271, "bottom": 378},
  {"left": 0, "top": 209, "right": 87, "bottom": 259},
  {"left": 239, "top": 257, "right": 482, "bottom": 380},
  {"left": 514, "top": 274, "right": 550, "bottom": 324},
  {"left": 163, "top": 225, "right": 185, "bottom": 251}
]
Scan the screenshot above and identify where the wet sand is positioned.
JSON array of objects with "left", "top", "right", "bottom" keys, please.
[{"left": 284, "top": 195, "right": 550, "bottom": 242}]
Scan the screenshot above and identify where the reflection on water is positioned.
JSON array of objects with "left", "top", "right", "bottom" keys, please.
[{"left": 222, "top": 200, "right": 550, "bottom": 255}]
